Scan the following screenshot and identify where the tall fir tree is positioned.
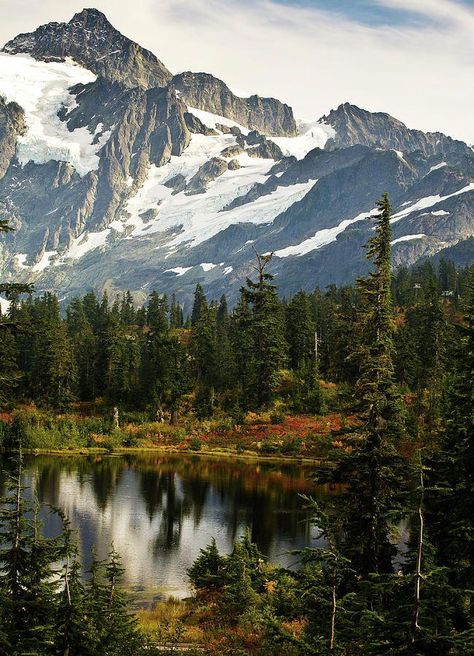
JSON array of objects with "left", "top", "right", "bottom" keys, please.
[
  {"left": 241, "top": 253, "right": 286, "bottom": 408},
  {"left": 333, "top": 194, "right": 407, "bottom": 575}
]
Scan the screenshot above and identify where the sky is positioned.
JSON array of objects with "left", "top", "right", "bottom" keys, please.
[{"left": 0, "top": 0, "right": 473, "bottom": 143}]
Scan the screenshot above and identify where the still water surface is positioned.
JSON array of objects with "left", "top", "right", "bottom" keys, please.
[{"left": 2, "top": 453, "right": 327, "bottom": 603}]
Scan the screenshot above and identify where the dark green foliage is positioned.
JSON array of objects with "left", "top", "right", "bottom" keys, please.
[
  {"left": 239, "top": 253, "right": 287, "bottom": 408},
  {"left": 0, "top": 456, "right": 151, "bottom": 656},
  {"left": 187, "top": 538, "right": 224, "bottom": 589}
]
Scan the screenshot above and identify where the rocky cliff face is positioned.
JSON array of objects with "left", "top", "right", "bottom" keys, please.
[
  {"left": 3, "top": 9, "right": 172, "bottom": 89},
  {"left": 0, "top": 98, "right": 24, "bottom": 179},
  {"left": 172, "top": 72, "right": 297, "bottom": 137},
  {"left": 0, "top": 9, "right": 472, "bottom": 310},
  {"left": 323, "top": 103, "right": 472, "bottom": 158}
]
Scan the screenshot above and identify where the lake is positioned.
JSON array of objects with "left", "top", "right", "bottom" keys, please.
[{"left": 1, "top": 453, "right": 327, "bottom": 605}]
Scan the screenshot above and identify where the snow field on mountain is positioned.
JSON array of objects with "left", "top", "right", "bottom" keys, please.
[
  {"left": 0, "top": 52, "right": 111, "bottom": 176},
  {"left": 275, "top": 207, "right": 379, "bottom": 258},
  {"left": 390, "top": 183, "right": 474, "bottom": 223},
  {"left": 391, "top": 234, "right": 425, "bottom": 245},
  {"left": 0, "top": 296, "right": 11, "bottom": 314},
  {"left": 270, "top": 118, "right": 336, "bottom": 159},
  {"left": 187, "top": 106, "right": 250, "bottom": 135},
  {"left": 275, "top": 181, "right": 474, "bottom": 259},
  {"left": 119, "top": 130, "right": 317, "bottom": 249}
]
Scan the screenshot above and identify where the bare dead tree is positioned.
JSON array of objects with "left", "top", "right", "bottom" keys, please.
[{"left": 411, "top": 450, "right": 425, "bottom": 642}]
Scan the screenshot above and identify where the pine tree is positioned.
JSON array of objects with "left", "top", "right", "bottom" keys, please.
[
  {"left": 54, "top": 523, "right": 94, "bottom": 656},
  {"left": 426, "top": 270, "right": 474, "bottom": 648},
  {"left": 0, "top": 455, "right": 62, "bottom": 655},
  {"left": 242, "top": 253, "right": 286, "bottom": 408},
  {"left": 191, "top": 303, "right": 218, "bottom": 417},
  {"left": 191, "top": 284, "right": 207, "bottom": 327},
  {"left": 333, "top": 194, "right": 407, "bottom": 576},
  {"left": 66, "top": 299, "right": 98, "bottom": 401}
]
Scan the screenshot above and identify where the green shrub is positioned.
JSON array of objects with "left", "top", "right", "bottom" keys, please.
[
  {"left": 102, "top": 430, "right": 128, "bottom": 451},
  {"left": 259, "top": 440, "right": 280, "bottom": 455},
  {"left": 270, "top": 411, "right": 285, "bottom": 425},
  {"left": 189, "top": 437, "right": 202, "bottom": 451},
  {"left": 281, "top": 437, "right": 302, "bottom": 456}
]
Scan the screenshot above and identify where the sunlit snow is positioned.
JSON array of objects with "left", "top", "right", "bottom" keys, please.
[
  {"left": 187, "top": 106, "right": 250, "bottom": 135},
  {"left": 270, "top": 118, "right": 335, "bottom": 160},
  {"left": 15, "top": 253, "right": 29, "bottom": 268},
  {"left": 428, "top": 162, "right": 447, "bottom": 173},
  {"left": 200, "top": 263, "right": 217, "bottom": 271},
  {"left": 32, "top": 250, "right": 57, "bottom": 272},
  {"left": 390, "top": 183, "right": 474, "bottom": 223},
  {"left": 165, "top": 267, "right": 192, "bottom": 276},
  {"left": 120, "top": 130, "right": 317, "bottom": 249},
  {"left": 275, "top": 207, "right": 379, "bottom": 258},
  {"left": 0, "top": 52, "right": 111, "bottom": 176},
  {"left": 63, "top": 229, "right": 111, "bottom": 260},
  {"left": 0, "top": 296, "right": 11, "bottom": 315},
  {"left": 391, "top": 233, "right": 425, "bottom": 245}
]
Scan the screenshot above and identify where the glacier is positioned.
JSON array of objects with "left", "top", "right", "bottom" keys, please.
[{"left": 0, "top": 52, "right": 111, "bottom": 176}]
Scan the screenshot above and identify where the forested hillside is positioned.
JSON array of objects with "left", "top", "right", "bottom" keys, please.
[{"left": 0, "top": 197, "right": 473, "bottom": 655}]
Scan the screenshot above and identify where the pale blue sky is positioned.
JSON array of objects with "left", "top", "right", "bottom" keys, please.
[{"left": 1, "top": 0, "right": 473, "bottom": 143}]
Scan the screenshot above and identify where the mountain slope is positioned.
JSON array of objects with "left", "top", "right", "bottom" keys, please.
[
  {"left": 3, "top": 8, "right": 172, "bottom": 89},
  {"left": 0, "top": 9, "right": 472, "bottom": 309}
]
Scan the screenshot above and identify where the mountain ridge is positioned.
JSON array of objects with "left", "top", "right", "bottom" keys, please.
[{"left": 0, "top": 8, "right": 472, "bottom": 310}]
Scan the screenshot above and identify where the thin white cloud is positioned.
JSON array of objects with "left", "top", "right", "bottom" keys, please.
[{"left": 0, "top": 0, "right": 472, "bottom": 143}]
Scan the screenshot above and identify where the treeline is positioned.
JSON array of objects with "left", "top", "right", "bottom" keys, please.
[
  {"left": 0, "top": 253, "right": 471, "bottom": 428},
  {"left": 179, "top": 195, "right": 474, "bottom": 655},
  {"left": 0, "top": 198, "right": 473, "bottom": 654}
]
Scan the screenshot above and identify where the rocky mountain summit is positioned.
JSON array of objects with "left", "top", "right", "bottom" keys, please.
[
  {"left": 0, "top": 9, "right": 472, "bottom": 309},
  {"left": 3, "top": 8, "right": 172, "bottom": 89},
  {"left": 172, "top": 72, "right": 297, "bottom": 137}
]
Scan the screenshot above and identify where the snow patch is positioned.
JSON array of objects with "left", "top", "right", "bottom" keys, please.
[
  {"left": 269, "top": 118, "right": 335, "bottom": 160},
  {"left": 223, "top": 266, "right": 233, "bottom": 275},
  {"left": 15, "top": 253, "right": 29, "bottom": 268},
  {"left": 428, "top": 162, "right": 447, "bottom": 173},
  {"left": 187, "top": 106, "right": 249, "bottom": 135},
  {"left": 165, "top": 267, "right": 192, "bottom": 276},
  {"left": 32, "top": 250, "right": 57, "bottom": 272},
  {"left": 391, "top": 183, "right": 474, "bottom": 223},
  {"left": 430, "top": 209, "right": 450, "bottom": 216},
  {"left": 120, "top": 131, "right": 316, "bottom": 249},
  {"left": 391, "top": 234, "right": 425, "bottom": 245},
  {"left": 0, "top": 52, "right": 111, "bottom": 176},
  {"left": 0, "top": 296, "right": 11, "bottom": 315},
  {"left": 274, "top": 207, "right": 379, "bottom": 258},
  {"left": 200, "top": 262, "right": 217, "bottom": 271},
  {"left": 63, "top": 229, "right": 111, "bottom": 260},
  {"left": 393, "top": 149, "right": 409, "bottom": 166}
]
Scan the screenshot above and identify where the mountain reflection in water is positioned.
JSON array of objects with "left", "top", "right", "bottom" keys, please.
[{"left": 1, "top": 454, "right": 330, "bottom": 602}]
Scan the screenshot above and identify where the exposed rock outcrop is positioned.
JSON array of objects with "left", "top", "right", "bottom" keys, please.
[
  {"left": 185, "top": 158, "right": 229, "bottom": 195},
  {"left": 323, "top": 103, "right": 472, "bottom": 158},
  {"left": 172, "top": 72, "right": 297, "bottom": 137},
  {"left": 0, "top": 97, "right": 24, "bottom": 178},
  {"left": 3, "top": 8, "right": 172, "bottom": 89}
]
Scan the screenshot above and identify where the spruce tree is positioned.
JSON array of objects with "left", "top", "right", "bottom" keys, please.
[
  {"left": 191, "top": 284, "right": 207, "bottom": 327},
  {"left": 333, "top": 194, "right": 407, "bottom": 575},
  {"left": 241, "top": 253, "right": 286, "bottom": 408}
]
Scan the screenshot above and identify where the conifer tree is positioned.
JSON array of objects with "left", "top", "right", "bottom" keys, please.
[
  {"left": 191, "top": 284, "right": 207, "bottom": 327},
  {"left": 242, "top": 253, "right": 286, "bottom": 408},
  {"left": 0, "top": 455, "right": 62, "bottom": 655},
  {"left": 333, "top": 194, "right": 407, "bottom": 575}
]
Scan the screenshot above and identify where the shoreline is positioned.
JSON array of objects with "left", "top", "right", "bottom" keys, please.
[{"left": 5, "top": 445, "right": 326, "bottom": 466}]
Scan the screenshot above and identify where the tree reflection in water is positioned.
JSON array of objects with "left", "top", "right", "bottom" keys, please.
[{"left": 1, "top": 453, "right": 331, "bottom": 601}]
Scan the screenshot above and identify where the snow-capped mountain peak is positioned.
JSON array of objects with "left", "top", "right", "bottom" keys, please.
[{"left": 0, "top": 9, "right": 472, "bottom": 309}]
